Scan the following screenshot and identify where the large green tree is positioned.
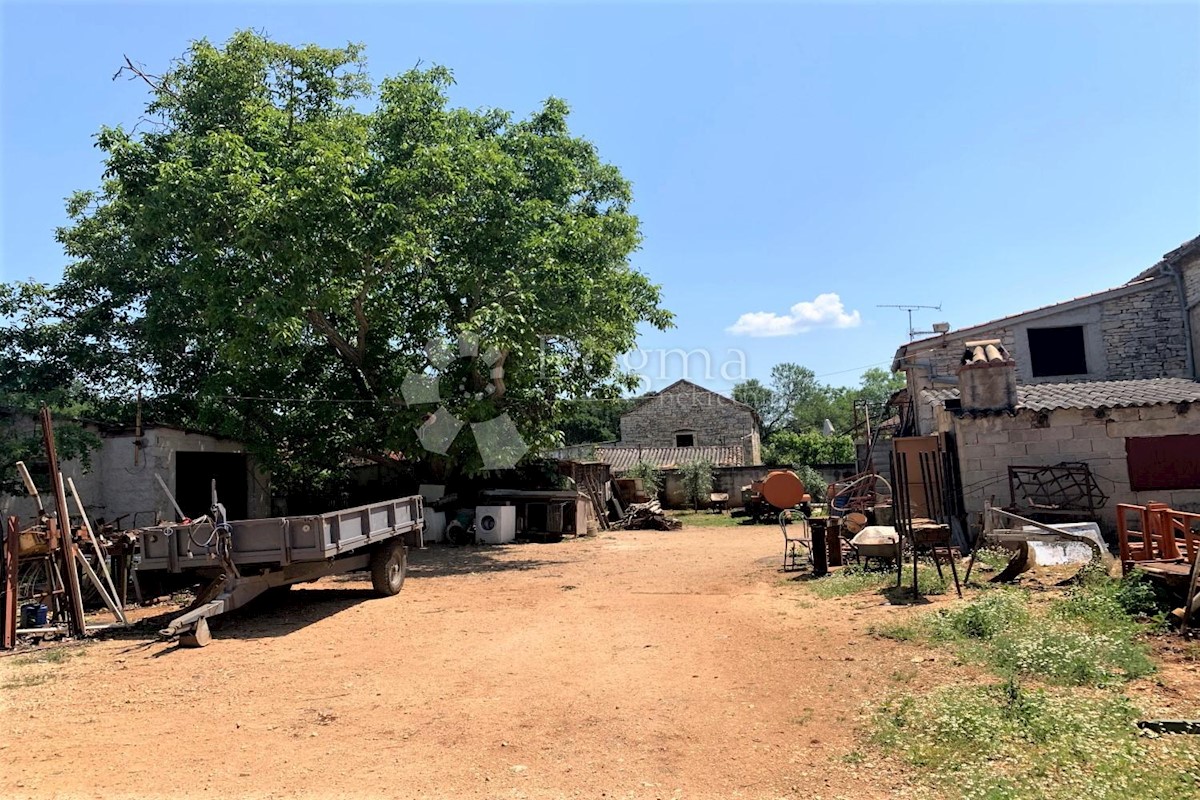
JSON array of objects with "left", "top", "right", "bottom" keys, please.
[
  {"left": 734, "top": 363, "right": 905, "bottom": 437},
  {"left": 4, "top": 32, "right": 671, "bottom": 489}
]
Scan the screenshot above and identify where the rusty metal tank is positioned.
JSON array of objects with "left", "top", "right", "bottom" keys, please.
[{"left": 758, "top": 469, "right": 807, "bottom": 510}]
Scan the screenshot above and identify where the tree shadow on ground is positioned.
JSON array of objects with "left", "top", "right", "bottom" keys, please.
[
  {"left": 108, "top": 543, "right": 571, "bottom": 652},
  {"left": 877, "top": 585, "right": 935, "bottom": 606},
  {"left": 402, "top": 544, "right": 575, "bottom": 578}
]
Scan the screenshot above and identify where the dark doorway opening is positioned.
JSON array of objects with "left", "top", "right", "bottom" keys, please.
[{"left": 175, "top": 452, "right": 249, "bottom": 520}]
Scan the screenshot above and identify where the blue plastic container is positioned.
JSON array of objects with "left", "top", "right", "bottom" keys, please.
[{"left": 20, "top": 603, "right": 48, "bottom": 627}]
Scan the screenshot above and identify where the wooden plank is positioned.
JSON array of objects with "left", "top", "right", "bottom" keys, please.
[
  {"left": 3, "top": 517, "right": 18, "bottom": 649},
  {"left": 41, "top": 407, "right": 86, "bottom": 637}
]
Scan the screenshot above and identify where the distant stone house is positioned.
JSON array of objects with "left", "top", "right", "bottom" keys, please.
[
  {"left": 618, "top": 379, "right": 762, "bottom": 467},
  {"left": 889, "top": 235, "right": 1200, "bottom": 535}
]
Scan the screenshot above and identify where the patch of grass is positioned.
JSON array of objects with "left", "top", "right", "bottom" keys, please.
[
  {"left": 873, "top": 680, "right": 1200, "bottom": 800},
  {"left": 803, "top": 563, "right": 949, "bottom": 600},
  {"left": 1, "top": 672, "right": 54, "bottom": 690},
  {"left": 806, "top": 564, "right": 894, "bottom": 598},
  {"left": 666, "top": 510, "right": 740, "bottom": 528},
  {"left": 878, "top": 580, "right": 1160, "bottom": 687},
  {"left": 12, "top": 647, "right": 81, "bottom": 667},
  {"left": 869, "top": 621, "right": 921, "bottom": 641}
]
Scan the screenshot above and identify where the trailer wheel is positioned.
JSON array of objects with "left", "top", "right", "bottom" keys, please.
[{"left": 370, "top": 542, "right": 407, "bottom": 597}]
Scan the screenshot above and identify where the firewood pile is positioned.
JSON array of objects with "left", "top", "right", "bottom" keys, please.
[{"left": 612, "top": 500, "right": 681, "bottom": 531}]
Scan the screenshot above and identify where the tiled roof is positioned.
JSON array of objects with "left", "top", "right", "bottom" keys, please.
[
  {"left": 962, "top": 340, "right": 1012, "bottom": 365},
  {"left": 594, "top": 445, "right": 748, "bottom": 472},
  {"left": 921, "top": 378, "right": 1200, "bottom": 413}
]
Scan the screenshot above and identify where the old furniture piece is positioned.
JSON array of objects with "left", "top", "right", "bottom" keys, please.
[
  {"left": 780, "top": 511, "right": 811, "bottom": 572},
  {"left": 138, "top": 494, "right": 423, "bottom": 646}
]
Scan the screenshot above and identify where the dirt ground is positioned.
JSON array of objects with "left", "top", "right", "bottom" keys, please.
[{"left": 4, "top": 524, "right": 1183, "bottom": 800}]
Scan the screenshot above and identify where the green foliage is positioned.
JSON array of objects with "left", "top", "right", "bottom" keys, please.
[
  {"left": 806, "top": 564, "right": 946, "bottom": 599},
  {"left": 676, "top": 458, "right": 714, "bottom": 510},
  {"left": 874, "top": 680, "right": 1200, "bottom": 800},
  {"left": 793, "top": 464, "right": 827, "bottom": 503},
  {"left": 926, "top": 589, "right": 1030, "bottom": 641},
  {"left": 555, "top": 398, "right": 631, "bottom": 445},
  {"left": 733, "top": 364, "right": 904, "bottom": 436},
  {"left": 5, "top": 31, "right": 671, "bottom": 492},
  {"left": 625, "top": 459, "right": 663, "bottom": 497},
  {"left": 891, "top": 582, "right": 1159, "bottom": 687},
  {"left": 763, "top": 430, "right": 855, "bottom": 467}
]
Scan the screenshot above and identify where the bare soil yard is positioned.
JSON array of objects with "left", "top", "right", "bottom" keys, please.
[
  {"left": 1, "top": 525, "right": 928, "bottom": 800},
  {"left": 5, "top": 525, "right": 1195, "bottom": 799}
]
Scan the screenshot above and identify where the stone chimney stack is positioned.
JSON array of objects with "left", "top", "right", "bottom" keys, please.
[{"left": 957, "top": 339, "right": 1017, "bottom": 412}]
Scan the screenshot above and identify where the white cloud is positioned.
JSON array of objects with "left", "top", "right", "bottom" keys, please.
[{"left": 726, "top": 293, "right": 862, "bottom": 337}]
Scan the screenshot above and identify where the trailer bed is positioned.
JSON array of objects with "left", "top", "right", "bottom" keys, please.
[{"left": 138, "top": 495, "right": 424, "bottom": 573}]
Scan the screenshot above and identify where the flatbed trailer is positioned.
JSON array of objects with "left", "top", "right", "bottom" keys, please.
[{"left": 137, "top": 495, "right": 423, "bottom": 646}]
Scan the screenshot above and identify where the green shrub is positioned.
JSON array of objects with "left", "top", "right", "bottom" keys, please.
[
  {"left": 793, "top": 465, "right": 827, "bottom": 503},
  {"left": 625, "top": 460, "right": 663, "bottom": 497},
  {"left": 926, "top": 589, "right": 1029, "bottom": 642},
  {"left": 882, "top": 582, "right": 1157, "bottom": 687},
  {"left": 677, "top": 458, "right": 714, "bottom": 510}
]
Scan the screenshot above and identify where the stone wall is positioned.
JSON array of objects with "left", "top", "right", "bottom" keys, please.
[
  {"left": 620, "top": 381, "right": 761, "bottom": 463},
  {"left": 902, "top": 276, "right": 1192, "bottom": 436},
  {"left": 1100, "top": 282, "right": 1188, "bottom": 380},
  {"left": 951, "top": 405, "right": 1200, "bottom": 537}
]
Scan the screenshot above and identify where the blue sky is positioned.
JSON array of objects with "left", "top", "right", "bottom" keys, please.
[{"left": 3, "top": 2, "right": 1199, "bottom": 394}]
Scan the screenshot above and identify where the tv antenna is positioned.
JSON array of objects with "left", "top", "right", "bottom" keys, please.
[{"left": 877, "top": 303, "right": 946, "bottom": 340}]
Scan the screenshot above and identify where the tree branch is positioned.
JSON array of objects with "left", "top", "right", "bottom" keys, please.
[{"left": 115, "top": 55, "right": 180, "bottom": 101}]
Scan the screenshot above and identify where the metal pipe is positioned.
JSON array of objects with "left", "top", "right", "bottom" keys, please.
[{"left": 1165, "top": 262, "right": 1197, "bottom": 380}]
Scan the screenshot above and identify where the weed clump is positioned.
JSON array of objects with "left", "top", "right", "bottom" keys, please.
[{"left": 873, "top": 680, "right": 1200, "bottom": 800}]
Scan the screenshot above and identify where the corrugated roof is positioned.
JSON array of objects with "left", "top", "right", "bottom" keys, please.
[
  {"left": 921, "top": 378, "right": 1200, "bottom": 413},
  {"left": 593, "top": 445, "right": 748, "bottom": 472}
]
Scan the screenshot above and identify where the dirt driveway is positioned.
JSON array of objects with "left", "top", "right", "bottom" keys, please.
[{"left": 2, "top": 526, "right": 917, "bottom": 799}]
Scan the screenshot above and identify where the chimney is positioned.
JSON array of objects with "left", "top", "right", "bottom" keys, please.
[{"left": 957, "top": 339, "right": 1017, "bottom": 412}]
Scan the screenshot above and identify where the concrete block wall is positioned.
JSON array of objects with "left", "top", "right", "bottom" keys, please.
[
  {"left": 953, "top": 406, "right": 1200, "bottom": 537},
  {"left": 3, "top": 421, "right": 270, "bottom": 527}
]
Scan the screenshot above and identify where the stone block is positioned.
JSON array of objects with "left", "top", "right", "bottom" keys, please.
[
  {"left": 993, "top": 442, "right": 1028, "bottom": 459},
  {"left": 1022, "top": 440, "right": 1065, "bottom": 456},
  {"left": 1138, "top": 405, "right": 1183, "bottom": 422}
]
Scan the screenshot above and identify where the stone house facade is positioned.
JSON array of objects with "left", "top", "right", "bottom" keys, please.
[
  {"left": 618, "top": 379, "right": 762, "bottom": 466},
  {"left": 893, "top": 235, "right": 1200, "bottom": 436}
]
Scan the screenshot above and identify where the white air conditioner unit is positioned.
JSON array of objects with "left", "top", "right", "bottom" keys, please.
[{"left": 475, "top": 505, "right": 516, "bottom": 544}]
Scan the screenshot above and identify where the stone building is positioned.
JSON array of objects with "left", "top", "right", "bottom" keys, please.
[
  {"left": 893, "top": 235, "right": 1200, "bottom": 436},
  {"left": 617, "top": 379, "right": 762, "bottom": 466},
  {"left": 889, "top": 234, "right": 1200, "bottom": 536}
]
